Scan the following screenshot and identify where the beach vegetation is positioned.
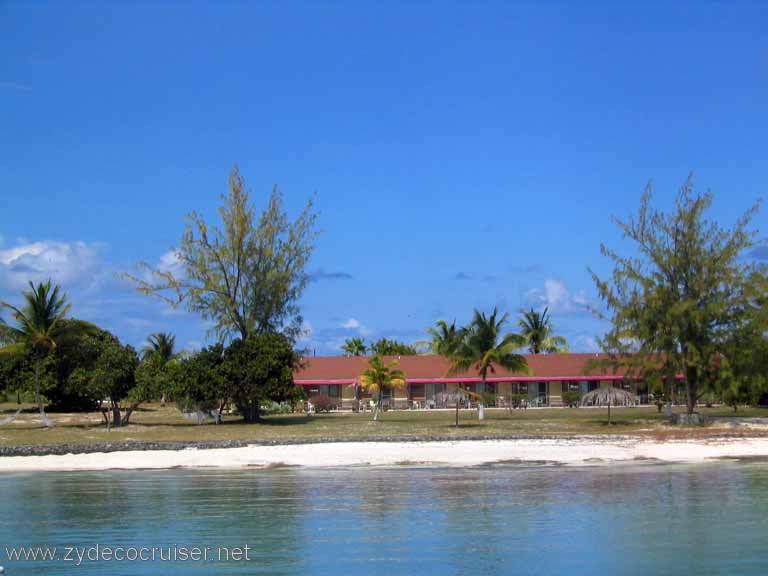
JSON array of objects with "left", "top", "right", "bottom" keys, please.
[
  {"left": 341, "top": 337, "right": 367, "bottom": 356},
  {"left": 310, "top": 394, "right": 335, "bottom": 413},
  {"left": 169, "top": 343, "right": 228, "bottom": 416},
  {"left": 448, "top": 307, "right": 529, "bottom": 418},
  {"left": 90, "top": 338, "right": 141, "bottom": 427},
  {"left": 360, "top": 355, "right": 407, "bottom": 421},
  {"left": 422, "top": 319, "right": 463, "bottom": 357},
  {"left": 562, "top": 391, "right": 581, "bottom": 407},
  {"left": 124, "top": 166, "right": 319, "bottom": 343},
  {"left": 223, "top": 332, "right": 298, "bottom": 422},
  {"left": 0, "top": 281, "right": 100, "bottom": 426},
  {"left": 518, "top": 307, "right": 568, "bottom": 354},
  {"left": 368, "top": 338, "right": 419, "bottom": 356},
  {"left": 591, "top": 175, "right": 762, "bottom": 415}
]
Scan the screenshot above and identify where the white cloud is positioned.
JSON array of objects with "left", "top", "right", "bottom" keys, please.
[
  {"left": 297, "top": 320, "right": 314, "bottom": 340},
  {"left": 186, "top": 340, "right": 203, "bottom": 352},
  {"left": 524, "top": 279, "right": 590, "bottom": 313},
  {"left": 340, "top": 317, "right": 371, "bottom": 336},
  {"left": 157, "top": 250, "right": 183, "bottom": 274},
  {"left": 574, "top": 335, "right": 601, "bottom": 353},
  {"left": 0, "top": 239, "right": 103, "bottom": 291},
  {"left": 124, "top": 317, "right": 153, "bottom": 329}
]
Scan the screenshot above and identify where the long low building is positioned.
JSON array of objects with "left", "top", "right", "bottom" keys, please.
[{"left": 293, "top": 353, "right": 675, "bottom": 408}]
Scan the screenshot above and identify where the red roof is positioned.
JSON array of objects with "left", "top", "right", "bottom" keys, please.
[{"left": 294, "top": 353, "right": 630, "bottom": 384}]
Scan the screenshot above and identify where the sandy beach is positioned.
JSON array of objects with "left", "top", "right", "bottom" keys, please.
[{"left": 2, "top": 436, "right": 768, "bottom": 472}]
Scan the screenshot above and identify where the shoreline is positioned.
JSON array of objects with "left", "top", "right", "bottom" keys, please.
[
  {"left": 0, "top": 428, "right": 765, "bottom": 457},
  {"left": 3, "top": 435, "right": 768, "bottom": 472}
]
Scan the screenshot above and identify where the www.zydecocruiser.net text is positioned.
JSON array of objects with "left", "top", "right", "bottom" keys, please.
[{"left": 4, "top": 544, "right": 252, "bottom": 566}]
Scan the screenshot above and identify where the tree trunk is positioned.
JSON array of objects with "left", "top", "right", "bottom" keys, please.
[
  {"left": 34, "top": 359, "right": 53, "bottom": 428},
  {"left": 245, "top": 401, "right": 260, "bottom": 423},
  {"left": 455, "top": 401, "right": 459, "bottom": 428},
  {"left": 112, "top": 403, "right": 122, "bottom": 427},
  {"left": 478, "top": 378, "right": 485, "bottom": 420},
  {"left": 373, "top": 388, "right": 382, "bottom": 421},
  {"left": 608, "top": 402, "right": 612, "bottom": 425},
  {"left": 123, "top": 403, "right": 139, "bottom": 426},
  {"left": 685, "top": 366, "right": 697, "bottom": 415}
]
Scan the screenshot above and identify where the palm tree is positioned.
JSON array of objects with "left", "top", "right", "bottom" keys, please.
[
  {"left": 141, "top": 332, "right": 177, "bottom": 364},
  {"left": 450, "top": 307, "right": 529, "bottom": 421},
  {"left": 341, "top": 337, "right": 367, "bottom": 356},
  {"left": 141, "top": 332, "right": 178, "bottom": 404},
  {"left": 518, "top": 307, "right": 568, "bottom": 354},
  {"left": 359, "top": 355, "right": 406, "bottom": 421},
  {"left": 422, "top": 319, "right": 463, "bottom": 356},
  {"left": 0, "top": 281, "right": 81, "bottom": 427}
]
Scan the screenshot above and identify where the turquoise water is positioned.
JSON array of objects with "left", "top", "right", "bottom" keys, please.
[{"left": 1, "top": 461, "right": 768, "bottom": 575}]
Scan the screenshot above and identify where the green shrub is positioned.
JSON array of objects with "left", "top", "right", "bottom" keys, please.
[
  {"left": 310, "top": 394, "right": 336, "bottom": 413},
  {"left": 260, "top": 400, "right": 293, "bottom": 415},
  {"left": 508, "top": 394, "right": 528, "bottom": 408},
  {"left": 562, "top": 391, "right": 581, "bottom": 407},
  {"left": 480, "top": 392, "right": 497, "bottom": 406}
]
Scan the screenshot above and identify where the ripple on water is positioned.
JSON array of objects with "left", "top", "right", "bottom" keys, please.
[{"left": 1, "top": 462, "right": 768, "bottom": 575}]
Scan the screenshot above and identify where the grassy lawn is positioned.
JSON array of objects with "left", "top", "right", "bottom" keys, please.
[{"left": 1, "top": 402, "right": 767, "bottom": 447}]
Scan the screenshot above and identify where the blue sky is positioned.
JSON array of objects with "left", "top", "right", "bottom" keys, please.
[{"left": 1, "top": 1, "right": 766, "bottom": 355}]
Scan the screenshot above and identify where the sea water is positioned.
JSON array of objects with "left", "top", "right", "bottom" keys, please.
[{"left": 1, "top": 461, "right": 767, "bottom": 575}]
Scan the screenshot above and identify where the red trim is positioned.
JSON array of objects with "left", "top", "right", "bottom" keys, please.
[
  {"left": 296, "top": 379, "right": 356, "bottom": 385},
  {"left": 295, "top": 374, "right": 684, "bottom": 386}
]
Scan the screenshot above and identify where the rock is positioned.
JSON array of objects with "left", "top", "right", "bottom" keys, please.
[{"left": 671, "top": 412, "right": 710, "bottom": 426}]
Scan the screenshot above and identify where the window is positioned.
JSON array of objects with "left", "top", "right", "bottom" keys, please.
[
  {"left": 562, "top": 381, "right": 580, "bottom": 393},
  {"left": 308, "top": 384, "right": 340, "bottom": 398},
  {"left": 409, "top": 383, "right": 426, "bottom": 400},
  {"left": 426, "top": 382, "right": 446, "bottom": 400},
  {"left": 511, "top": 382, "right": 528, "bottom": 395}
]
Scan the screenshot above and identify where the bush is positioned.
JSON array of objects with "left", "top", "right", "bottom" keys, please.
[
  {"left": 260, "top": 400, "right": 293, "bottom": 415},
  {"left": 480, "top": 392, "right": 496, "bottom": 407},
  {"left": 287, "top": 385, "right": 307, "bottom": 412},
  {"left": 310, "top": 394, "right": 336, "bottom": 413},
  {"left": 562, "top": 391, "right": 581, "bottom": 407},
  {"left": 509, "top": 394, "right": 528, "bottom": 409}
]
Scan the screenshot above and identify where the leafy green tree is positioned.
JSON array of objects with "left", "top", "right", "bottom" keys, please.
[
  {"left": 48, "top": 321, "right": 122, "bottom": 411},
  {"left": 359, "top": 355, "right": 407, "bottom": 421},
  {"left": 517, "top": 307, "right": 568, "bottom": 354},
  {"left": 0, "top": 281, "right": 97, "bottom": 426},
  {"left": 224, "top": 333, "right": 298, "bottom": 422},
  {"left": 170, "top": 344, "right": 229, "bottom": 418},
  {"left": 422, "top": 319, "right": 463, "bottom": 357},
  {"left": 369, "top": 338, "right": 418, "bottom": 356},
  {"left": 450, "top": 308, "right": 528, "bottom": 418},
  {"left": 90, "top": 339, "right": 140, "bottom": 426},
  {"left": 590, "top": 176, "right": 761, "bottom": 415},
  {"left": 0, "top": 348, "right": 34, "bottom": 403},
  {"left": 125, "top": 166, "right": 319, "bottom": 342},
  {"left": 341, "top": 337, "right": 367, "bottom": 356},
  {"left": 716, "top": 269, "right": 768, "bottom": 409}
]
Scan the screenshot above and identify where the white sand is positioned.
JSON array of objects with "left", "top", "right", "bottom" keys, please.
[{"left": 2, "top": 437, "right": 768, "bottom": 472}]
